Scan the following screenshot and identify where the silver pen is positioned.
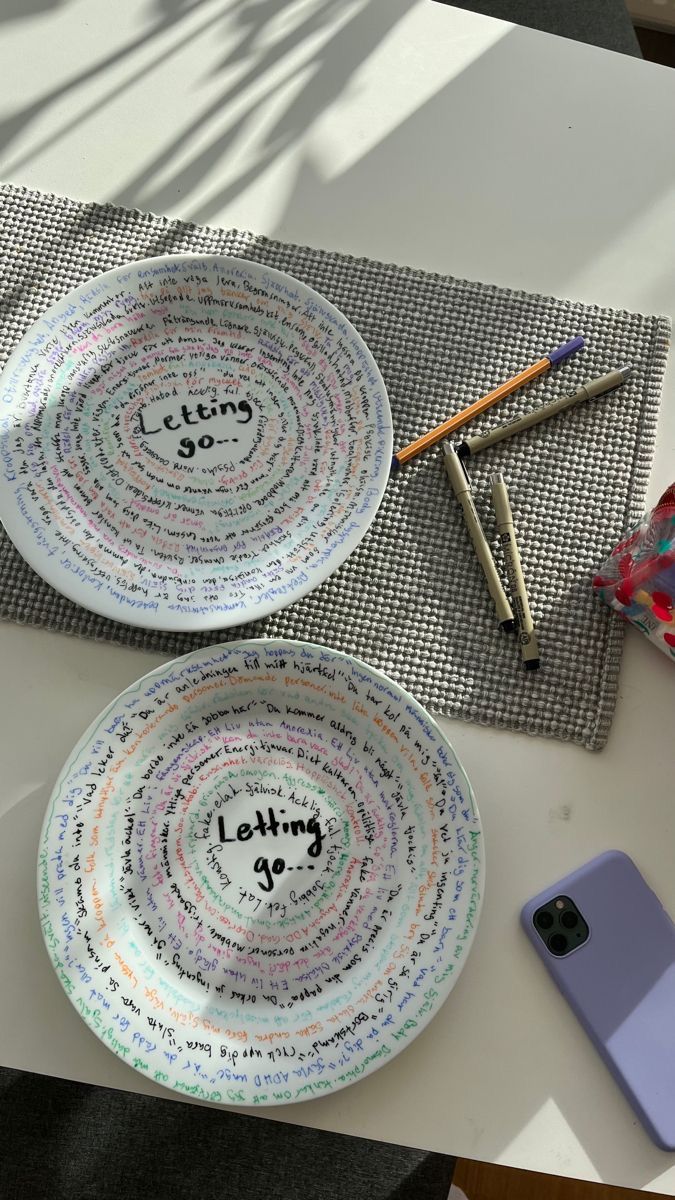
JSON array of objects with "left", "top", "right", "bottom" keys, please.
[
  {"left": 456, "top": 366, "right": 632, "bottom": 461},
  {"left": 443, "top": 444, "right": 515, "bottom": 631},
  {"left": 491, "top": 472, "right": 540, "bottom": 670}
]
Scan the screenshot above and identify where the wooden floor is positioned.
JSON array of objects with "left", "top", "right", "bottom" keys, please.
[
  {"left": 635, "top": 24, "right": 675, "bottom": 66},
  {"left": 452, "top": 1159, "right": 669, "bottom": 1199}
]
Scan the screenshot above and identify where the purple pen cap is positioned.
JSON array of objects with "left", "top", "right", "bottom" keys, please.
[{"left": 546, "top": 335, "right": 585, "bottom": 366}]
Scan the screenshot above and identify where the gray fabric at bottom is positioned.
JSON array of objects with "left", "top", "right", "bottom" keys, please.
[
  {"left": 0, "top": 1066, "right": 455, "bottom": 1200},
  {"left": 433, "top": 0, "right": 642, "bottom": 57}
]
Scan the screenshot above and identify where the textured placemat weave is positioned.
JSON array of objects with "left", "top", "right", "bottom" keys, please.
[{"left": 0, "top": 184, "right": 670, "bottom": 749}]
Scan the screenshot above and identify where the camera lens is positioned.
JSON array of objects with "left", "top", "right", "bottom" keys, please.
[
  {"left": 561, "top": 910, "right": 578, "bottom": 929},
  {"left": 536, "top": 910, "right": 554, "bottom": 929},
  {"left": 548, "top": 933, "right": 568, "bottom": 955}
]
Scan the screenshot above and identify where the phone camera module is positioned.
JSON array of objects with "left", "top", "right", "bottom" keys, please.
[
  {"left": 561, "top": 910, "right": 578, "bottom": 929},
  {"left": 532, "top": 896, "right": 589, "bottom": 955}
]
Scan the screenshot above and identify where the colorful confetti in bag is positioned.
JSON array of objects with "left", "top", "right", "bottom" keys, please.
[{"left": 594, "top": 482, "right": 675, "bottom": 660}]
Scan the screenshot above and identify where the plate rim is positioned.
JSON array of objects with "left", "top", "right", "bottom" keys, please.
[
  {"left": 37, "top": 637, "right": 485, "bottom": 1105},
  {"left": 0, "top": 254, "right": 394, "bottom": 631}
]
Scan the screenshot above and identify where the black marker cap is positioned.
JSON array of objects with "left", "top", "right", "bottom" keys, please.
[
  {"left": 500, "top": 618, "right": 516, "bottom": 633},
  {"left": 456, "top": 441, "right": 471, "bottom": 462}
]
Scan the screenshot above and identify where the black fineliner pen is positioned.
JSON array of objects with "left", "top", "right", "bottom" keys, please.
[
  {"left": 443, "top": 444, "right": 515, "bottom": 632},
  {"left": 491, "top": 472, "right": 540, "bottom": 670},
  {"left": 457, "top": 367, "right": 631, "bottom": 461}
]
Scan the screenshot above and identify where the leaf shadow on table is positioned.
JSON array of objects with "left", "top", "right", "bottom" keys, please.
[
  {"left": 0, "top": 0, "right": 219, "bottom": 173},
  {"left": 260, "top": 22, "right": 675, "bottom": 306},
  {"left": 0, "top": 0, "right": 65, "bottom": 18},
  {"left": 106, "top": 0, "right": 418, "bottom": 220},
  {"left": 1, "top": 0, "right": 418, "bottom": 229}
]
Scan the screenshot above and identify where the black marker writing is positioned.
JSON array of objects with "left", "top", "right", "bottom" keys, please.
[
  {"left": 216, "top": 806, "right": 323, "bottom": 893},
  {"left": 137, "top": 399, "right": 253, "bottom": 437}
]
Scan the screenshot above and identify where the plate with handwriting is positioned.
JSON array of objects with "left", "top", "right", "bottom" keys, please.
[
  {"left": 0, "top": 256, "right": 391, "bottom": 629},
  {"left": 39, "top": 640, "right": 483, "bottom": 1105}
]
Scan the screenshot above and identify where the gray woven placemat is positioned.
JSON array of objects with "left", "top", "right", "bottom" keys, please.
[{"left": 0, "top": 184, "right": 670, "bottom": 749}]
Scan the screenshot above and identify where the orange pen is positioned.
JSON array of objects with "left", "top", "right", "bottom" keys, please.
[{"left": 391, "top": 336, "right": 584, "bottom": 470}]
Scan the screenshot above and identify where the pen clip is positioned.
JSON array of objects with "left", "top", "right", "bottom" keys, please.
[{"left": 444, "top": 440, "right": 471, "bottom": 486}]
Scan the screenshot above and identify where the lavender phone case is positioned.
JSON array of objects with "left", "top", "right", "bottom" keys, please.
[{"left": 522, "top": 850, "right": 675, "bottom": 1151}]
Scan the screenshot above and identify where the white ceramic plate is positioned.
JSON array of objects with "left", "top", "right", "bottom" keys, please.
[
  {"left": 0, "top": 256, "right": 392, "bottom": 629},
  {"left": 38, "top": 640, "right": 484, "bottom": 1105}
]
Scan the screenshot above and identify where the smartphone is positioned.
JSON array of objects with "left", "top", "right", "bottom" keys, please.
[{"left": 521, "top": 850, "right": 675, "bottom": 1151}]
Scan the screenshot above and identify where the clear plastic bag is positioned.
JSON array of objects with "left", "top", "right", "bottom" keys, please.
[{"left": 593, "top": 482, "right": 675, "bottom": 661}]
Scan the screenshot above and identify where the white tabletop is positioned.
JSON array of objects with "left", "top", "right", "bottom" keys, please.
[{"left": 1, "top": 0, "right": 675, "bottom": 1191}]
